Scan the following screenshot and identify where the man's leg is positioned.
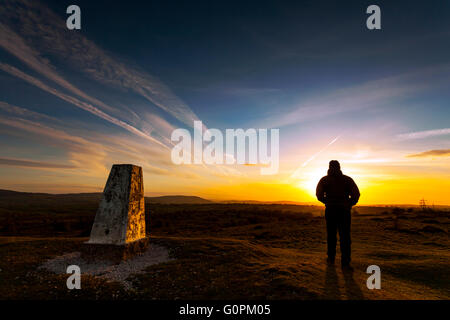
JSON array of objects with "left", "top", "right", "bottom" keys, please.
[
  {"left": 338, "top": 208, "right": 352, "bottom": 266},
  {"left": 325, "top": 207, "right": 337, "bottom": 262}
]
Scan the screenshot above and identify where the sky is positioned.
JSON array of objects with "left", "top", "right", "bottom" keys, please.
[{"left": 0, "top": 0, "right": 449, "bottom": 205}]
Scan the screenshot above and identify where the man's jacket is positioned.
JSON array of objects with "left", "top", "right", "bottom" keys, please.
[{"left": 316, "top": 168, "right": 360, "bottom": 207}]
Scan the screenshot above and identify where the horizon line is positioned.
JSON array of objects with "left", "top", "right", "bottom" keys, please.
[{"left": 1, "top": 188, "right": 448, "bottom": 207}]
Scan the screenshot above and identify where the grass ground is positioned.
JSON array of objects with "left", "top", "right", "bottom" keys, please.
[{"left": 0, "top": 202, "right": 449, "bottom": 300}]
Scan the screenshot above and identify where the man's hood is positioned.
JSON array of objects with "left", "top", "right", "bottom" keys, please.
[{"left": 327, "top": 167, "right": 343, "bottom": 176}]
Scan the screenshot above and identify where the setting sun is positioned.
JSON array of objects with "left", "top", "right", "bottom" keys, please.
[{"left": 295, "top": 167, "right": 326, "bottom": 199}]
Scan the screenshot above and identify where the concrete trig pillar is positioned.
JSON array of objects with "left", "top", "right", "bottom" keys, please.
[{"left": 83, "top": 164, "right": 149, "bottom": 262}]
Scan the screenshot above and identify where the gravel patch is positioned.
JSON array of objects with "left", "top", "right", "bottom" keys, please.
[{"left": 40, "top": 243, "right": 172, "bottom": 290}]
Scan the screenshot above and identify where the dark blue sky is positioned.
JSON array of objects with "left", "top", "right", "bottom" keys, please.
[{"left": 40, "top": 0, "right": 450, "bottom": 128}]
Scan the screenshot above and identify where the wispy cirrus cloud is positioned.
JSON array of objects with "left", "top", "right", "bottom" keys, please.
[
  {"left": 0, "top": 0, "right": 248, "bottom": 185},
  {"left": 0, "top": 0, "right": 200, "bottom": 127},
  {"left": 407, "top": 149, "right": 450, "bottom": 158},
  {"left": 0, "top": 23, "right": 120, "bottom": 116},
  {"left": 0, "top": 0, "right": 205, "bottom": 170},
  {"left": 397, "top": 128, "right": 450, "bottom": 140},
  {"left": 0, "top": 114, "right": 109, "bottom": 174},
  {"left": 255, "top": 64, "right": 450, "bottom": 129},
  {"left": 0, "top": 64, "right": 169, "bottom": 149},
  {"left": 0, "top": 157, "right": 76, "bottom": 169},
  {"left": 0, "top": 101, "right": 201, "bottom": 179},
  {"left": 0, "top": 100, "right": 61, "bottom": 123}
]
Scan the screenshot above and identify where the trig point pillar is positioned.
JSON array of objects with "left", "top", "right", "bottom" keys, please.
[{"left": 82, "top": 164, "right": 149, "bottom": 262}]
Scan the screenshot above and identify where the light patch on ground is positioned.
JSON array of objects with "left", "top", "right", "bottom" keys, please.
[{"left": 40, "top": 244, "right": 173, "bottom": 290}]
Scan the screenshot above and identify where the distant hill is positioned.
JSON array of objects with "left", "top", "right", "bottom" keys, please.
[
  {"left": 0, "top": 189, "right": 211, "bottom": 205},
  {"left": 0, "top": 189, "right": 102, "bottom": 202},
  {"left": 147, "top": 195, "right": 212, "bottom": 204},
  {"left": 219, "top": 199, "right": 315, "bottom": 205},
  {"left": 2, "top": 189, "right": 446, "bottom": 208},
  {"left": 0, "top": 190, "right": 304, "bottom": 206}
]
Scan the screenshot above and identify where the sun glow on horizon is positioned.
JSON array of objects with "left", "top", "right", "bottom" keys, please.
[{"left": 295, "top": 167, "right": 326, "bottom": 200}]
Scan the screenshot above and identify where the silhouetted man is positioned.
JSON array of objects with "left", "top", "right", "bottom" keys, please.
[{"left": 316, "top": 160, "right": 360, "bottom": 271}]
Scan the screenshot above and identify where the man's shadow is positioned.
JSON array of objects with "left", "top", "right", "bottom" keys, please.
[
  {"left": 325, "top": 265, "right": 365, "bottom": 299},
  {"left": 324, "top": 264, "right": 341, "bottom": 299},
  {"left": 342, "top": 269, "right": 364, "bottom": 299}
]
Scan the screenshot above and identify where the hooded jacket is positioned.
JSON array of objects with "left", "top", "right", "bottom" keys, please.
[{"left": 316, "top": 167, "right": 360, "bottom": 207}]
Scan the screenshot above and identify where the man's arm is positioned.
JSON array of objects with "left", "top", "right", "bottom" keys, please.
[
  {"left": 316, "top": 178, "right": 326, "bottom": 204},
  {"left": 349, "top": 178, "right": 360, "bottom": 206}
]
